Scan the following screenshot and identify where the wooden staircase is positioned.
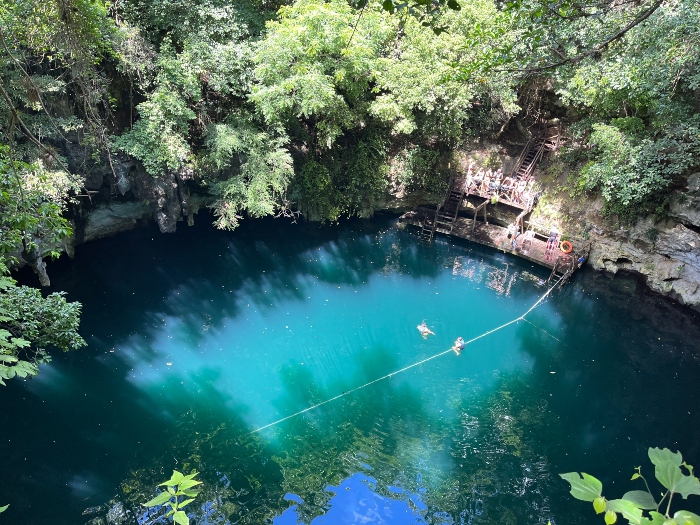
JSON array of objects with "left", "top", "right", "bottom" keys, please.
[
  {"left": 435, "top": 175, "right": 465, "bottom": 234},
  {"left": 511, "top": 121, "right": 561, "bottom": 180},
  {"left": 419, "top": 173, "right": 465, "bottom": 245}
]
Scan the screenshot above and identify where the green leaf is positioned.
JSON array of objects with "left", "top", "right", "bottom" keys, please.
[
  {"left": 142, "top": 491, "right": 172, "bottom": 507},
  {"left": 623, "top": 490, "right": 657, "bottom": 510},
  {"left": 606, "top": 499, "right": 644, "bottom": 525},
  {"left": 649, "top": 448, "right": 683, "bottom": 468},
  {"left": 178, "top": 479, "right": 202, "bottom": 490},
  {"left": 594, "top": 497, "right": 607, "bottom": 514},
  {"left": 560, "top": 472, "right": 603, "bottom": 502},
  {"left": 0, "top": 504, "right": 8, "bottom": 512},
  {"left": 632, "top": 473, "right": 641, "bottom": 480},
  {"left": 160, "top": 470, "right": 185, "bottom": 487},
  {"left": 675, "top": 475, "right": 700, "bottom": 499},
  {"left": 653, "top": 460, "right": 700, "bottom": 498},
  {"left": 605, "top": 509, "right": 618, "bottom": 524},
  {"left": 179, "top": 498, "right": 196, "bottom": 508},
  {"left": 640, "top": 511, "right": 667, "bottom": 525},
  {"left": 674, "top": 510, "right": 700, "bottom": 525},
  {"left": 655, "top": 460, "right": 684, "bottom": 492},
  {"left": 173, "top": 510, "right": 189, "bottom": 525}
]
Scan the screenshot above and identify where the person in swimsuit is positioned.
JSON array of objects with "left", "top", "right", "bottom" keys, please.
[
  {"left": 417, "top": 321, "right": 435, "bottom": 336},
  {"left": 453, "top": 336, "right": 466, "bottom": 354}
]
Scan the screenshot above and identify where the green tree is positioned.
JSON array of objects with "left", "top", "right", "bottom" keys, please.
[
  {"left": 369, "top": 0, "right": 518, "bottom": 142},
  {"left": 203, "top": 114, "right": 294, "bottom": 230},
  {"left": 0, "top": 147, "right": 86, "bottom": 384},
  {"left": 252, "top": 0, "right": 396, "bottom": 149}
]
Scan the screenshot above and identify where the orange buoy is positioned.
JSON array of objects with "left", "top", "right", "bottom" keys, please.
[{"left": 560, "top": 240, "right": 573, "bottom": 254}]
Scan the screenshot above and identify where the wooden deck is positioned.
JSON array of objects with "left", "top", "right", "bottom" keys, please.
[{"left": 401, "top": 207, "right": 588, "bottom": 281}]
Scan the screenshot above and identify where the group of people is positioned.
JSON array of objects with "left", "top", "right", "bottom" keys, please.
[
  {"left": 464, "top": 162, "right": 537, "bottom": 206},
  {"left": 417, "top": 322, "right": 466, "bottom": 355}
]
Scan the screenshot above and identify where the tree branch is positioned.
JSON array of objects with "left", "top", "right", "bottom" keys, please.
[
  {"left": 500, "top": 0, "right": 665, "bottom": 74},
  {"left": 0, "top": 80, "right": 70, "bottom": 173},
  {"left": 0, "top": 26, "right": 72, "bottom": 144}
]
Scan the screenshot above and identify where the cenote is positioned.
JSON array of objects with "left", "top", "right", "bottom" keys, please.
[{"left": 4, "top": 215, "right": 700, "bottom": 525}]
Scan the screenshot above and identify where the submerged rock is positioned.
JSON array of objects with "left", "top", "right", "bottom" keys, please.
[{"left": 105, "top": 500, "right": 131, "bottom": 525}]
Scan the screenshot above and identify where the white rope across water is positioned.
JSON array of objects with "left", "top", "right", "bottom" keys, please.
[{"left": 246, "top": 275, "right": 564, "bottom": 435}]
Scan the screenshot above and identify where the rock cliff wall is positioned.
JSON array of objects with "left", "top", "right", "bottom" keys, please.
[
  {"left": 587, "top": 175, "right": 700, "bottom": 311},
  {"left": 533, "top": 167, "right": 700, "bottom": 312},
  {"left": 39, "top": 139, "right": 700, "bottom": 312}
]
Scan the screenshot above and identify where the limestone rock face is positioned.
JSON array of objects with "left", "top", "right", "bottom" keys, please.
[
  {"left": 588, "top": 218, "right": 700, "bottom": 312},
  {"left": 83, "top": 202, "right": 150, "bottom": 242},
  {"left": 129, "top": 162, "right": 193, "bottom": 234},
  {"left": 669, "top": 173, "right": 700, "bottom": 228},
  {"left": 534, "top": 164, "right": 700, "bottom": 311}
]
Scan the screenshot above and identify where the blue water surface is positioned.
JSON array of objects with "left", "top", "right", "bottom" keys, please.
[{"left": 3, "top": 214, "right": 700, "bottom": 525}]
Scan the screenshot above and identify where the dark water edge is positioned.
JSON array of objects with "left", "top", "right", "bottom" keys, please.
[{"left": 4, "top": 212, "right": 700, "bottom": 525}]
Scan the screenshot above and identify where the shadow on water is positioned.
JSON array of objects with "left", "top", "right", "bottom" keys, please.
[
  {"left": 2, "top": 215, "right": 457, "bottom": 525},
  {"left": 104, "top": 344, "right": 446, "bottom": 525},
  {"left": 7, "top": 214, "right": 700, "bottom": 525},
  {"left": 503, "top": 268, "right": 700, "bottom": 522},
  {"left": 43, "top": 215, "right": 447, "bottom": 353}
]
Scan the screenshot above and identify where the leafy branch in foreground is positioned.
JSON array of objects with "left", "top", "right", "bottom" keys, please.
[
  {"left": 0, "top": 268, "right": 86, "bottom": 385},
  {"left": 561, "top": 447, "right": 700, "bottom": 525},
  {"left": 142, "top": 470, "right": 201, "bottom": 525}
]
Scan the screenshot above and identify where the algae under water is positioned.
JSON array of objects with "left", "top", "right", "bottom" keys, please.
[{"left": 3, "top": 215, "right": 700, "bottom": 525}]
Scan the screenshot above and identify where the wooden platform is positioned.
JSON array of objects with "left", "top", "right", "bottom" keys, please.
[
  {"left": 401, "top": 207, "right": 586, "bottom": 276},
  {"left": 463, "top": 186, "right": 534, "bottom": 211}
]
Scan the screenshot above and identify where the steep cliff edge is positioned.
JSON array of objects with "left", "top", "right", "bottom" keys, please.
[{"left": 533, "top": 168, "right": 700, "bottom": 312}]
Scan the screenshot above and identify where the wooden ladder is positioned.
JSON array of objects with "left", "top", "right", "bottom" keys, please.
[
  {"left": 547, "top": 254, "right": 575, "bottom": 287},
  {"left": 544, "top": 237, "right": 558, "bottom": 261},
  {"left": 418, "top": 213, "right": 436, "bottom": 245}
]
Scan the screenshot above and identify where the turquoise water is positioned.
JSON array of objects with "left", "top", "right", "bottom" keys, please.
[{"left": 4, "top": 215, "right": 700, "bottom": 525}]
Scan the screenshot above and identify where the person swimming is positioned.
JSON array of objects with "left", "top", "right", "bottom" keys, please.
[
  {"left": 453, "top": 336, "right": 466, "bottom": 354},
  {"left": 417, "top": 321, "right": 435, "bottom": 336}
]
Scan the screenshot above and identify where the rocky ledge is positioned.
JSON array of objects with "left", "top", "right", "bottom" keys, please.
[{"left": 536, "top": 171, "right": 700, "bottom": 313}]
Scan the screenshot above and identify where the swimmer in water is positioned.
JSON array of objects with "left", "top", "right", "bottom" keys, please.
[
  {"left": 453, "top": 336, "right": 466, "bottom": 354},
  {"left": 417, "top": 321, "right": 435, "bottom": 337}
]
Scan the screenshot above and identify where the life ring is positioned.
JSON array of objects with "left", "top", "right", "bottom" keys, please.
[{"left": 560, "top": 240, "right": 573, "bottom": 254}]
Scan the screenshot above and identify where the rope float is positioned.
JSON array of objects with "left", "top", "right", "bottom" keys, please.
[{"left": 245, "top": 275, "right": 565, "bottom": 436}]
